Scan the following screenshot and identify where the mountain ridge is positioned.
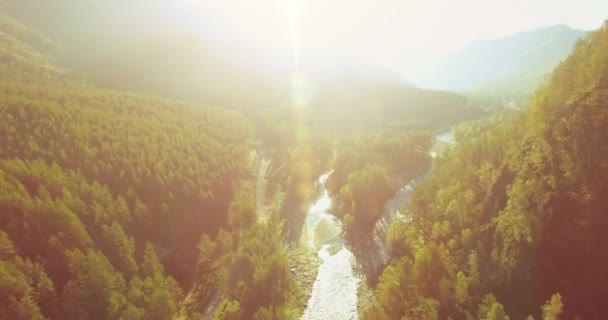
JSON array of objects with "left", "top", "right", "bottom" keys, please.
[{"left": 420, "top": 24, "right": 587, "bottom": 95}]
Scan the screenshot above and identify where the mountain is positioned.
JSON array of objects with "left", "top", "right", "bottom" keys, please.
[
  {"left": 422, "top": 25, "right": 586, "bottom": 95},
  {"left": 74, "top": 28, "right": 480, "bottom": 133},
  {"left": 368, "top": 22, "right": 608, "bottom": 319}
]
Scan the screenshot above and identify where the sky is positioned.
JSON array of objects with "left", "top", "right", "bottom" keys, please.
[{"left": 184, "top": 0, "right": 608, "bottom": 77}]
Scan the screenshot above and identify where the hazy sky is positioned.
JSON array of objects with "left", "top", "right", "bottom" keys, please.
[{"left": 186, "top": 0, "right": 608, "bottom": 76}]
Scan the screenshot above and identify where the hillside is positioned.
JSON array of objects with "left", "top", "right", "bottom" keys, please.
[
  {"left": 75, "top": 35, "right": 481, "bottom": 134},
  {"left": 0, "top": 12, "right": 307, "bottom": 319},
  {"left": 423, "top": 25, "right": 586, "bottom": 96},
  {"left": 0, "top": 13, "right": 65, "bottom": 83},
  {"left": 368, "top": 21, "right": 608, "bottom": 320}
]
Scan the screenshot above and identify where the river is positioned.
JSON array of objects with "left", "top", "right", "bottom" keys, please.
[
  {"left": 301, "top": 172, "right": 359, "bottom": 320},
  {"left": 300, "top": 129, "right": 455, "bottom": 320}
]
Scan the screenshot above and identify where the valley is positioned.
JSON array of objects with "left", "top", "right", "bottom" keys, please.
[{"left": 1, "top": 2, "right": 608, "bottom": 320}]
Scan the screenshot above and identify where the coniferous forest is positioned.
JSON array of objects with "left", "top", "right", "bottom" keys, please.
[
  {"left": 1, "top": 2, "right": 608, "bottom": 320},
  {"left": 367, "top": 24, "right": 608, "bottom": 320}
]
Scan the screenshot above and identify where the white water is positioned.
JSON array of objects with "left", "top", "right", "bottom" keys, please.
[
  {"left": 300, "top": 129, "right": 455, "bottom": 319},
  {"left": 370, "top": 129, "right": 455, "bottom": 269},
  {"left": 301, "top": 171, "right": 360, "bottom": 320},
  {"left": 436, "top": 129, "right": 455, "bottom": 143},
  {"left": 431, "top": 129, "right": 456, "bottom": 158}
]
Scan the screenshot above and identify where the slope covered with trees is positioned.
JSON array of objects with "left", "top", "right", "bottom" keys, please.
[
  {"left": 0, "top": 13, "right": 66, "bottom": 83},
  {"left": 0, "top": 159, "right": 184, "bottom": 319},
  {"left": 367, "top": 22, "right": 608, "bottom": 320},
  {"left": 183, "top": 186, "right": 302, "bottom": 319},
  {"left": 0, "top": 79, "right": 253, "bottom": 277},
  {"left": 0, "top": 11, "right": 307, "bottom": 319}
]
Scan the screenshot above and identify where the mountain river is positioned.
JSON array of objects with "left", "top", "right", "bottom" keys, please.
[{"left": 300, "top": 129, "right": 455, "bottom": 320}]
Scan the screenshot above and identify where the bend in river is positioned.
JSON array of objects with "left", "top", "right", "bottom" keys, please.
[{"left": 300, "top": 129, "right": 455, "bottom": 320}]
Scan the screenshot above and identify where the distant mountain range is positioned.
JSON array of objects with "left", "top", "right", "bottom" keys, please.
[{"left": 420, "top": 25, "right": 587, "bottom": 95}]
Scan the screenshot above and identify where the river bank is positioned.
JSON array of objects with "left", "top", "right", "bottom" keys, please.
[
  {"left": 287, "top": 245, "right": 323, "bottom": 312},
  {"left": 298, "top": 129, "right": 456, "bottom": 319}
]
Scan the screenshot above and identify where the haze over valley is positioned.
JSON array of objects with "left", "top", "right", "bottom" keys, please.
[{"left": 1, "top": 1, "right": 608, "bottom": 320}]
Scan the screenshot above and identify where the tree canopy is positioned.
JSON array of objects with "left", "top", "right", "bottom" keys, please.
[{"left": 368, "top": 21, "right": 608, "bottom": 320}]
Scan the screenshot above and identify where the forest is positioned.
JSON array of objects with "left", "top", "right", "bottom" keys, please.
[
  {"left": 327, "top": 129, "right": 432, "bottom": 238},
  {"left": 1, "top": 2, "right": 608, "bottom": 320},
  {"left": 0, "top": 12, "right": 300, "bottom": 319},
  {"left": 367, "top": 22, "right": 608, "bottom": 320}
]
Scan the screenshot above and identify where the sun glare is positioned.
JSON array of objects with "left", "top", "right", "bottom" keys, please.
[
  {"left": 3, "top": 0, "right": 608, "bottom": 319},
  {"left": 189, "top": 0, "right": 608, "bottom": 83},
  {"left": 286, "top": 0, "right": 306, "bottom": 108}
]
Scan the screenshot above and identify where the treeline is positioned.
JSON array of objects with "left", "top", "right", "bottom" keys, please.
[
  {"left": 327, "top": 129, "right": 432, "bottom": 238},
  {"left": 310, "top": 79, "right": 482, "bottom": 135},
  {"left": 367, "top": 22, "right": 608, "bottom": 320}
]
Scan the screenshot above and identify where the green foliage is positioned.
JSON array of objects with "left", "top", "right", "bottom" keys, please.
[
  {"left": 3, "top": 5, "right": 602, "bottom": 320},
  {"left": 0, "top": 13, "right": 66, "bottom": 83},
  {"left": 101, "top": 222, "right": 138, "bottom": 277},
  {"left": 485, "top": 303, "right": 509, "bottom": 320},
  {"left": 0, "top": 231, "right": 15, "bottom": 259},
  {"left": 339, "top": 164, "right": 392, "bottom": 234},
  {"left": 214, "top": 299, "right": 241, "bottom": 320},
  {"left": 0, "top": 79, "right": 253, "bottom": 281},
  {"left": 409, "top": 297, "right": 440, "bottom": 320},
  {"left": 141, "top": 243, "right": 164, "bottom": 279},
  {"left": 0, "top": 81, "right": 235, "bottom": 317},
  {"left": 219, "top": 220, "right": 296, "bottom": 318},
  {"left": 121, "top": 272, "right": 182, "bottom": 320},
  {"left": 60, "top": 249, "right": 126, "bottom": 320},
  {"left": 227, "top": 183, "right": 256, "bottom": 229},
  {"left": 0, "top": 19, "right": 251, "bottom": 317},
  {"left": 541, "top": 294, "right": 562, "bottom": 320},
  {"left": 328, "top": 129, "right": 432, "bottom": 238},
  {"left": 0, "top": 257, "right": 56, "bottom": 319},
  {"left": 182, "top": 192, "right": 300, "bottom": 320},
  {"left": 0, "top": 10, "right": 309, "bottom": 320},
  {"left": 369, "top": 21, "right": 608, "bottom": 320}
]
